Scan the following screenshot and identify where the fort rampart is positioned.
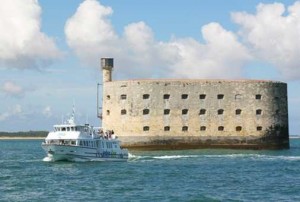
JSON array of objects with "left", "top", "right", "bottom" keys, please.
[{"left": 101, "top": 58, "right": 289, "bottom": 149}]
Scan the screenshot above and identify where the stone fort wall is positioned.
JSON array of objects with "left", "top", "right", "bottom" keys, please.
[{"left": 102, "top": 79, "right": 289, "bottom": 149}]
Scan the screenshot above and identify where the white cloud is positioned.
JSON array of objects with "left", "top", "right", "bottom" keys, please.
[
  {"left": 232, "top": 1, "right": 300, "bottom": 80},
  {"left": 65, "top": 0, "right": 119, "bottom": 67},
  {"left": 2, "top": 81, "right": 24, "bottom": 97},
  {"left": 0, "top": 0, "right": 62, "bottom": 70},
  {"left": 65, "top": 0, "right": 251, "bottom": 79},
  {"left": 168, "top": 23, "right": 252, "bottom": 78},
  {"left": 0, "top": 104, "right": 22, "bottom": 121}
]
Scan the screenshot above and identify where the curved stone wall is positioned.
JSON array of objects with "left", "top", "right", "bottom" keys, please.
[{"left": 102, "top": 79, "right": 289, "bottom": 149}]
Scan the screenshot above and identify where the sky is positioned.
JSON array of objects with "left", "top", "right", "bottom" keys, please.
[{"left": 0, "top": 0, "right": 300, "bottom": 134}]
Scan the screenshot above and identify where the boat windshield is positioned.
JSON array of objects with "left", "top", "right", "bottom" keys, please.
[{"left": 54, "top": 126, "right": 84, "bottom": 132}]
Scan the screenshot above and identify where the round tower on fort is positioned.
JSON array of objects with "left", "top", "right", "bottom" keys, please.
[{"left": 101, "top": 58, "right": 289, "bottom": 150}]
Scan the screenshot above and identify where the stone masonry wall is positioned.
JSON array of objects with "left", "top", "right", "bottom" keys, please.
[{"left": 102, "top": 79, "right": 289, "bottom": 149}]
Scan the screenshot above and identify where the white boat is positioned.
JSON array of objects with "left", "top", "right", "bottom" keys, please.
[{"left": 41, "top": 111, "right": 128, "bottom": 162}]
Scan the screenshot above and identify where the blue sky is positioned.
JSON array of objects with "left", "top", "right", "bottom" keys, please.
[{"left": 0, "top": 0, "right": 300, "bottom": 135}]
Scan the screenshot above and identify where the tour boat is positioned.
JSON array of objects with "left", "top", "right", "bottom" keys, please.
[{"left": 41, "top": 111, "right": 128, "bottom": 162}]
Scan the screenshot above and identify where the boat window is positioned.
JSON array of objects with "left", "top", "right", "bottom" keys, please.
[
  {"left": 71, "top": 141, "right": 76, "bottom": 145},
  {"left": 80, "top": 141, "right": 83, "bottom": 146},
  {"left": 67, "top": 127, "right": 70, "bottom": 131},
  {"left": 62, "top": 127, "right": 66, "bottom": 131}
]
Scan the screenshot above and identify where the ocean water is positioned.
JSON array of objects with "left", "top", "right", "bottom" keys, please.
[{"left": 0, "top": 139, "right": 300, "bottom": 202}]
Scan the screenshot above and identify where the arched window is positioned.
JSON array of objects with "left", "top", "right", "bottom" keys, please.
[
  {"left": 236, "top": 126, "right": 242, "bottom": 131},
  {"left": 182, "top": 126, "right": 188, "bottom": 131},
  {"left": 218, "top": 109, "right": 224, "bottom": 115},
  {"left": 164, "top": 109, "right": 170, "bottom": 115},
  {"left": 143, "top": 126, "right": 149, "bottom": 131},
  {"left": 200, "top": 126, "right": 206, "bottom": 131},
  {"left": 257, "top": 126, "right": 262, "bottom": 131}
]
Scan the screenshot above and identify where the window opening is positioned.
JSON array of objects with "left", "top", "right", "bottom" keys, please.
[
  {"left": 182, "top": 109, "right": 188, "bottom": 115},
  {"left": 182, "top": 94, "right": 188, "bottom": 99},
  {"left": 164, "top": 126, "right": 170, "bottom": 131},
  {"left": 257, "top": 126, "right": 262, "bottom": 131},
  {"left": 143, "top": 109, "right": 150, "bottom": 115},
  {"left": 164, "top": 109, "right": 170, "bottom": 115},
  {"left": 217, "top": 94, "right": 224, "bottom": 99},
  {"left": 143, "top": 94, "right": 150, "bottom": 99},
  {"left": 163, "top": 94, "right": 170, "bottom": 99},
  {"left": 218, "top": 109, "right": 224, "bottom": 115},
  {"left": 200, "top": 126, "right": 206, "bottom": 131},
  {"left": 256, "top": 94, "right": 262, "bottom": 100},
  {"left": 120, "top": 94, "right": 127, "bottom": 100},
  {"left": 236, "top": 126, "right": 242, "bottom": 131},
  {"left": 121, "top": 109, "right": 126, "bottom": 115},
  {"left": 236, "top": 109, "right": 242, "bottom": 115},
  {"left": 199, "top": 109, "right": 206, "bottom": 115},
  {"left": 218, "top": 126, "right": 224, "bottom": 131},
  {"left": 256, "top": 109, "right": 262, "bottom": 115},
  {"left": 199, "top": 94, "right": 206, "bottom": 99},
  {"left": 182, "top": 126, "right": 188, "bottom": 131}
]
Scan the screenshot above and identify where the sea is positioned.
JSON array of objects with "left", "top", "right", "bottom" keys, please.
[{"left": 1, "top": 139, "right": 300, "bottom": 202}]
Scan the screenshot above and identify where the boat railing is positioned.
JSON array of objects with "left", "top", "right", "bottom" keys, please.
[{"left": 94, "top": 127, "right": 117, "bottom": 140}]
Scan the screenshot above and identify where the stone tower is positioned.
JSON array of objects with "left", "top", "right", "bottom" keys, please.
[{"left": 101, "top": 58, "right": 114, "bottom": 82}]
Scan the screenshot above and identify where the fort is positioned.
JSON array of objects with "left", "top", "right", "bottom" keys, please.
[{"left": 101, "top": 58, "right": 289, "bottom": 150}]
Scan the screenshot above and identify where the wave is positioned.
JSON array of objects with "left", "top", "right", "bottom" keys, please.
[{"left": 129, "top": 153, "right": 300, "bottom": 162}]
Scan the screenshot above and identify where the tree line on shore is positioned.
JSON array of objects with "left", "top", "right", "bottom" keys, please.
[{"left": 0, "top": 131, "right": 48, "bottom": 137}]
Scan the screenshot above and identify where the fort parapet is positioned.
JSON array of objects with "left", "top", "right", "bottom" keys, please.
[{"left": 101, "top": 58, "right": 289, "bottom": 150}]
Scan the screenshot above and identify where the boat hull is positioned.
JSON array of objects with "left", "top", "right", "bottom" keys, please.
[{"left": 42, "top": 144, "right": 128, "bottom": 162}]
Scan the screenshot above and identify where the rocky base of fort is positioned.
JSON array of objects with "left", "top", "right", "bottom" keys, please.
[{"left": 119, "top": 135, "right": 290, "bottom": 150}]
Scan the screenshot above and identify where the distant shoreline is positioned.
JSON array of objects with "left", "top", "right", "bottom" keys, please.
[{"left": 0, "top": 137, "right": 45, "bottom": 140}]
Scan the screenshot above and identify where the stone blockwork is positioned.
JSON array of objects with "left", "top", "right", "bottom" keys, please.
[{"left": 102, "top": 79, "right": 289, "bottom": 149}]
